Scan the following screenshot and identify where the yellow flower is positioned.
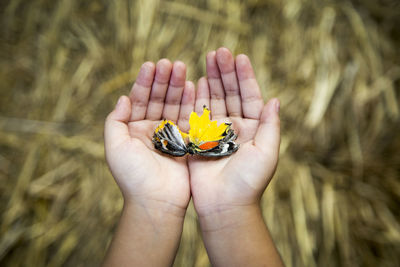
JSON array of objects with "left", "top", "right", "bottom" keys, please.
[
  {"left": 187, "top": 107, "right": 228, "bottom": 145},
  {"left": 153, "top": 106, "right": 238, "bottom": 156}
]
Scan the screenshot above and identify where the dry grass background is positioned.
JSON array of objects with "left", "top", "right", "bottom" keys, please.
[{"left": 1, "top": 0, "right": 399, "bottom": 266}]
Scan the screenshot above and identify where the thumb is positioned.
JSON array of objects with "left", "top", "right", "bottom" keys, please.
[
  {"left": 254, "top": 98, "right": 280, "bottom": 162},
  {"left": 104, "top": 96, "right": 132, "bottom": 149}
]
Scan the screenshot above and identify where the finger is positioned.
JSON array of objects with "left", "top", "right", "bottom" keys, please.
[
  {"left": 194, "top": 77, "right": 210, "bottom": 114},
  {"left": 105, "top": 96, "right": 132, "bottom": 150},
  {"left": 206, "top": 51, "right": 227, "bottom": 120},
  {"left": 129, "top": 62, "right": 156, "bottom": 121},
  {"left": 236, "top": 54, "right": 264, "bottom": 119},
  {"left": 162, "top": 61, "right": 186, "bottom": 122},
  {"left": 254, "top": 98, "right": 280, "bottom": 161},
  {"left": 216, "top": 47, "right": 242, "bottom": 117},
  {"left": 146, "top": 59, "right": 173, "bottom": 120},
  {"left": 177, "top": 81, "right": 195, "bottom": 132}
]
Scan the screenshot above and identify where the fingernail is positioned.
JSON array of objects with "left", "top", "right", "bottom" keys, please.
[
  {"left": 116, "top": 96, "right": 123, "bottom": 109},
  {"left": 275, "top": 99, "right": 280, "bottom": 114}
]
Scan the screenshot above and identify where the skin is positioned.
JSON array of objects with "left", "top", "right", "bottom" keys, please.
[
  {"left": 103, "top": 48, "right": 284, "bottom": 267},
  {"left": 103, "top": 60, "right": 194, "bottom": 267},
  {"left": 189, "top": 48, "right": 283, "bottom": 267}
]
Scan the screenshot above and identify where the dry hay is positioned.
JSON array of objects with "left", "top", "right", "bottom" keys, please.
[{"left": 1, "top": 0, "right": 399, "bottom": 266}]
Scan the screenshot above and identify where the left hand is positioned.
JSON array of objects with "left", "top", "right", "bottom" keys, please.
[{"left": 188, "top": 48, "right": 281, "bottom": 217}]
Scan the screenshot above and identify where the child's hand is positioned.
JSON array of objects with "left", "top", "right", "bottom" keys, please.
[
  {"left": 103, "top": 54, "right": 283, "bottom": 267},
  {"left": 104, "top": 60, "right": 194, "bottom": 216},
  {"left": 188, "top": 48, "right": 281, "bottom": 218}
]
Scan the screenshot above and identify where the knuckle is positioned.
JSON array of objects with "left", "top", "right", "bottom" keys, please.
[
  {"left": 210, "top": 93, "right": 225, "bottom": 100},
  {"left": 149, "top": 95, "right": 165, "bottom": 104},
  {"left": 132, "top": 98, "right": 148, "bottom": 107},
  {"left": 165, "top": 98, "right": 181, "bottom": 105}
]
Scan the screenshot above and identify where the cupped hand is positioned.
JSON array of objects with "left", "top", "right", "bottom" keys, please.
[
  {"left": 104, "top": 60, "right": 195, "bottom": 215},
  {"left": 188, "top": 48, "right": 281, "bottom": 216}
]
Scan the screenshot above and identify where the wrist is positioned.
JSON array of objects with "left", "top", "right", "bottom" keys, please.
[
  {"left": 123, "top": 197, "right": 188, "bottom": 222},
  {"left": 103, "top": 195, "right": 187, "bottom": 267},
  {"left": 197, "top": 203, "right": 263, "bottom": 233},
  {"left": 196, "top": 203, "right": 285, "bottom": 267}
]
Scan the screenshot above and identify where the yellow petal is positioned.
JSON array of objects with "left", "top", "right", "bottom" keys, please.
[{"left": 188, "top": 107, "right": 229, "bottom": 145}]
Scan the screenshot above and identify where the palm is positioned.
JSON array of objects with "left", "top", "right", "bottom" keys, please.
[
  {"left": 111, "top": 120, "right": 189, "bottom": 207},
  {"left": 188, "top": 117, "right": 270, "bottom": 213}
]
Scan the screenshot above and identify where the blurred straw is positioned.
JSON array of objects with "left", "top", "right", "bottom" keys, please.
[{"left": 1, "top": 0, "right": 399, "bottom": 266}]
